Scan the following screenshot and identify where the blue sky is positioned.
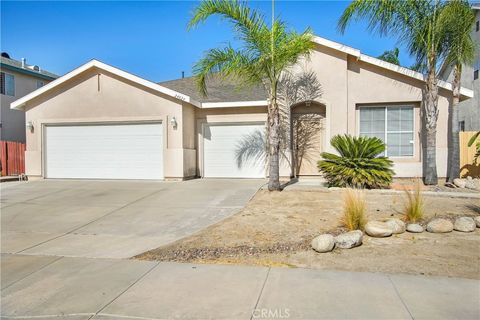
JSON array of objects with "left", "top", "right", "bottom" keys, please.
[{"left": 1, "top": 1, "right": 415, "bottom": 82}]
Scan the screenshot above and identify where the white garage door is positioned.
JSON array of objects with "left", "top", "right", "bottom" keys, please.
[
  {"left": 203, "top": 123, "right": 266, "bottom": 178},
  {"left": 45, "top": 123, "right": 163, "bottom": 179}
]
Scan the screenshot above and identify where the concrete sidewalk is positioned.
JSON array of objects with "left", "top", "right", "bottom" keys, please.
[{"left": 2, "top": 254, "right": 479, "bottom": 320}]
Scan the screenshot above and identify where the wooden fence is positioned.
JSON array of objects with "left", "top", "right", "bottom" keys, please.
[
  {"left": 0, "top": 141, "right": 26, "bottom": 176},
  {"left": 460, "top": 131, "right": 480, "bottom": 178}
]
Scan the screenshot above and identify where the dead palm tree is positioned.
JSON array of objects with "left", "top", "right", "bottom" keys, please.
[
  {"left": 338, "top": 0, "right": 448, "bottom": 185},
  {"left": 188, "top": 0, "right": 314, "bottom": 191},
  {"left": 438, "top": 0, "right": 476, "bottom": 182}
]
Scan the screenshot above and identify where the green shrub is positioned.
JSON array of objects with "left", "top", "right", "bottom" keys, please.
[
  {"left": 318, "top": 134, "right": 394, "bottom": 189},
  {"left": 341, "top": 188, "right": 367, "bottom": 231},
  {"left": 403, "top": 182, "right": 424, "bottom": 223},
  {"left": 468, "top": 131, "right": 480, "bottom": 164}
]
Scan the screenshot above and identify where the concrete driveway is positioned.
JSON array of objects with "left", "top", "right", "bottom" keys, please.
[{"left": 1, "top": 179, "right": 264, "bottom": 259}]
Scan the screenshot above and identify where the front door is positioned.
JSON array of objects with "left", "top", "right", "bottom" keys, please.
[{"left": 292, "top": 104, "right": 324, "bottom": 176}]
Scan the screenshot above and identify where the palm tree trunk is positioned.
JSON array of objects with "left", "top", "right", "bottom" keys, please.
[
  {"left": 447, "top": 64, "right": 461, "bottom": 182},
  {"left": 423, "top": 64, "right": 439, "bottom": 185},
  {"left": 268, "top": 94, "right": 281, "bottom": 191}
]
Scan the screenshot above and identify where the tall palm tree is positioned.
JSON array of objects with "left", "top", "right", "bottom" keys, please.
[
  {"left": 338, "top": 0, "right": 447, "bottom": 185},
  {"left": 188, "top": 0, "right": 314, "bottom": 191},
  {"left": 438, "top": 0, "right": 476, "bottom": 182}
]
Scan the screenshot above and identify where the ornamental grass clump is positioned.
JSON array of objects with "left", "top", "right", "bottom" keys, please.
[
  {"left": 318, "top": 134, "right": 394, "bottom": 189},
  {"left": 341, "top": 188, "right": 367, "bottom": 231},
  {"left": 403, "top": 182, "right": 425, "bottom": 223}
]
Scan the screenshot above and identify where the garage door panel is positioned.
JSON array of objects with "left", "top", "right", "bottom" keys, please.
[
  {"left": 203, "top": 123, "right": 266, "bottom": 178},
  {"left": 45, "top": 123, "right": 163, "bottom": 180}
]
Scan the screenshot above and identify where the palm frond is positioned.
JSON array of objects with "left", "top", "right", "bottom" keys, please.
[
  {"left": 192, "top": 46, "right": 260, "bottom": 96},
  {"left": 438, "top": 0, "right": 476, "bottom": 68}
]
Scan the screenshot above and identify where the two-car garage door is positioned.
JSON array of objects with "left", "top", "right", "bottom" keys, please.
[{"left": 45, "top": 123, "right": 163, "bottom": 180}]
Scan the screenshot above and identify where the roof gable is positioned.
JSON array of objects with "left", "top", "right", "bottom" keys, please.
[{"left": 11, "top": 59, "right": 201, "bottom": 110}]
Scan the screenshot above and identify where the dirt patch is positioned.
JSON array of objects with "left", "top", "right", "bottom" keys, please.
[{"left": 136, "top": 189, "right": 480, "bottom": 279}]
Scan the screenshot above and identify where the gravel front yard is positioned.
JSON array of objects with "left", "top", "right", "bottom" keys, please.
[{"left": 136, "top": 189, "right": 480, "bottom": 279}]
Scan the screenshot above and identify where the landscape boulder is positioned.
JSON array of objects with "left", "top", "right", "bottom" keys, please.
[
  {"left": 335, "top": 230, "right": 363, "bottom": 249},
  {"left": 385, "top": 218, "right": 406, "bottom": 234},
  {"left": 365, "top": 221, "right": 392, "bottom": 237},
  {"left": 453, "top": 178, "right": 466, "bottom": 188},
  {"left": 426, "top": 218, "right": 453, "bottom": 233},
  {"left": 475, "top": 216, "right": 480, "bottom": 228},
  {"left": 465, "top": 179, "right": 480, "bottom": 191},
  {"left": 311, "top": 234, "right": 335, "bottom": 253},
  {"left": 453, "top": 217, "right": 476, "bottom": 232},
  {"left": 406, "top": 223, "right": 424, "bottom": 233}
]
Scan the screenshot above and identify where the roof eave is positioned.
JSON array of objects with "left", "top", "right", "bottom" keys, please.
[
  {"left": 312, "top": 36, "right": 473, "bottom": 100},
  {"left": 201, "top": 100, "right": 268, "bottom": 108},
  {"left": 1, "top": 63, "right": 57, "bottom": 81}
]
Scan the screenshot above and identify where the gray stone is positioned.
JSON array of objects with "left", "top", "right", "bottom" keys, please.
[
  {"left": 365, "top": 221, "right": 393, "bottom": 237},
  {"left": 406, "top": 223, "right": 424, "bottom": 233},
  {"left": 426, "top": 218, "right": 453, "bottom": 233},
  {"left": 334, "top": 230, "right": 363, "bottom": 249},
  {"left": 311, "top": 234, "right": 335, "bottom": 253},
  {"left": 465, "top": 179, "right": 480, "bottom": 190},
  {"left": 453, "top": 217, "right": 476, "bottom": 232},
  {"left": 475, "top": 216, "right": 480, "bottom": 228},
  {"left": 385, "top": 218, "right": 406, "bottom": 234},
  {"left": 453, "top": 178, "right": 466, "bottom": 188},
  {"left": 465, "top": 180, "right": 476, "bottom": 190}
]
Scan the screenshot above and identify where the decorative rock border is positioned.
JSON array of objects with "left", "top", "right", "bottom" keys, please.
[{"left": 311, "top": 216, "right": 479, "bottom": 253}]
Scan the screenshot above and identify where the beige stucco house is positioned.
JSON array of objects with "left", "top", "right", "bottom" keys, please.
[
  {"left": 1, "top": 54, "right": 58, "bottom": 142},
  {"left": 11, "top": 36, "right": 473, "bottom": 180}
]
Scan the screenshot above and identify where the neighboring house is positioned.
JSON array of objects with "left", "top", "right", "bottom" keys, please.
[
  {"left": 1, "top": 53, "right": 58, "bottom": 142},
  {"left": 439, "top": 4, "right": 480, "bottom": 131},
  {"left": 11, "top": 36, "right": 473, "bottom": 180}
]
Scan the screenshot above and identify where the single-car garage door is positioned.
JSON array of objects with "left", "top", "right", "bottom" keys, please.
[
  {"left": 203, "top": 123, "right": 266, "bottom": 178},
  {"left": 45, "top": 123, "right": 163, "bottom": 179}
]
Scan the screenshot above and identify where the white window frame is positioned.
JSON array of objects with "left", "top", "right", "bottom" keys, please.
[{"left": 358, "top": 105, "right": 415, "bottom": 158}]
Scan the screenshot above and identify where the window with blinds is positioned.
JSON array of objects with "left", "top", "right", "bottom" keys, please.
[{"left": 359, "top": 106, "right": 414, "bottom": 157}]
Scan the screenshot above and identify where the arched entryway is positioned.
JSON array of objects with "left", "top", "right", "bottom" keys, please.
[{"left": 291, "top": 101, "right": 326, "bottom": 176}]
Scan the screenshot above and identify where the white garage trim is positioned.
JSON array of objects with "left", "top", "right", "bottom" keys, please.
[
  {"left": 201, "top": 122, "right": 267, "bottom": 178},
  {"left": 43, "top": 121, "right": 164, "bottom": 180}
]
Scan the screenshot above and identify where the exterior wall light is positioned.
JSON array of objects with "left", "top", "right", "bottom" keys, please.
[
  {"left": 26, "top": 121, "right": 34, "bottom": 132},
  {"left": 170, "top": 116, "right": 177, "bottom": 128}
]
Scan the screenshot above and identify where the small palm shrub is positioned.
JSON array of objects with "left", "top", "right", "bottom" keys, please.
[
  {"left": 341, "top": 188, "right": 367, "bottom": 231},
  {"left": 403, "top": 182, "right": 424, "bottom": 223},
  {"left": 318, "top": 134, "right": 394, "bottom": 189}
]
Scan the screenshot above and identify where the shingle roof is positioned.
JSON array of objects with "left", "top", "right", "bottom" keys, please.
[
  {"left": 1, "top": 56, "right": 59, "bottom": 79},
  {"left": 159, "top": 76, "right": 267, "bottom": 103}
]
